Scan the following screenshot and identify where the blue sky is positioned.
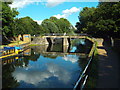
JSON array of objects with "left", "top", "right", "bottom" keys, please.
[{"left": 10, "top": 1, "right": 99, "bottom": 26}]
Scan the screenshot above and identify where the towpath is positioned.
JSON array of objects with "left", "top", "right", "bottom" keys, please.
[{"left": 96, "top": 38, "right": 120, "bottom": 88}]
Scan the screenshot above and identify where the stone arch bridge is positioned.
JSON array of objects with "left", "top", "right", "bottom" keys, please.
[{"left": 41, "top": 35, "right": 86, "bottom": 45}]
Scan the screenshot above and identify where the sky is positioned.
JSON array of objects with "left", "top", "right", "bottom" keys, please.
[{"left": 9, "top": 0, "right": 99, "bottom": 26}]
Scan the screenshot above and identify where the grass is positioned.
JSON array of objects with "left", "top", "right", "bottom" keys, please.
[
  {"left": 29, "top": 44, "right": 37, "bottom": 46},
  {"left": 85, "top": 46, "right": 99, "bottom": 88},
  {"left": 29, "top": 43, "right": 49, "bottom": 46}
]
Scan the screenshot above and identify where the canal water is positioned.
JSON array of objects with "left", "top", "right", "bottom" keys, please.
[{"left": 2, "top": 39, "right": 92, "bottom": 88}]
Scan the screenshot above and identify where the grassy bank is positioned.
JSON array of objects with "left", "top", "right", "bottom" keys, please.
[
  {"left": 29, "top": 44, "right": 47, "bottom": 46},
  {"left": 85, "top": 44, "right": 99, "bottom": 88}
]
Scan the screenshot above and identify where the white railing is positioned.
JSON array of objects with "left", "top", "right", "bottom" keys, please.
[{"left": 73, "top": 39, "right": 97, "bottom": 90}]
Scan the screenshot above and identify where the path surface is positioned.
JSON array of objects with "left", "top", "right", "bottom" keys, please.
[{"left": 96, "top": 38, "right": 120, "bottom": 88}]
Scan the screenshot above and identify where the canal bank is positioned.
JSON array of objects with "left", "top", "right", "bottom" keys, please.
[{"left": 96, "top": 38, "right": 119, "bottom": 88}]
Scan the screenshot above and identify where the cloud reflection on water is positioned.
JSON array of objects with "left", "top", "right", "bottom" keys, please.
[
  {"left": 62, "top": 55, "right": 79, "bottom": 63},
  {"left": 12, "top": 62, "right": 71, "bottom": 86}
]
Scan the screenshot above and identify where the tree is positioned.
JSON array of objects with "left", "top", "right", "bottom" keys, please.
[
  {"left": 50, "top": 16, "right": 58, "bottom": 21},
  {"left": 77, "top": 7, "right": 96, "bottom": 34},
  {"left": 41, "top": 19, "right": 59, "bottom": 33},
  {"left": 14, "top": 16, "right": 44, "bottom": 36},
  {"left": 55, "top": 18, "right": 75, "bottom": 34},
  {"left": 41, "top": 17, "right": 75, "bottom": 34},
  {"left": 2, "top": 2, "right": 19, "bottom": 37},
  {"left": 76, "top": 2, "right": 120, "bottom": 38}
]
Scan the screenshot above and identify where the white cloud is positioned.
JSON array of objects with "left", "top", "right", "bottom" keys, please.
[
  {"left": 62, "top": 7, "right": 80, "bottom": 14},
  {"left": 34, "top": 20, "right": 43, "bottom": 25},
  {"left": 9, "top": 0, "right": 42, "bottom": 9},
  {"left": 62, "top": 55, "right": 79, "bottom": 63},
  {"left": 53, "top": 7, "right": 81, "bottom": 19},
  {"left": 54, "top": 14, "right": 66, "bottom": 19},
  {"left": 9, "top": 0, "right": 66, "bottom": 9},
  {"left": 9, "top": 0, "right": 33, "bottom": 9},
  {"left": 17, "top": 16, "right": 27, "bottom": 19},
  {"left": 46, "top": 0, "right": 66, "bottom": 7},
  {"left": 9, "top": 0, "right": 99, "bottom": 9}
]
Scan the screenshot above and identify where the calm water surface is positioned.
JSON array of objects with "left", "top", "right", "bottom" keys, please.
[{"left": 2, "top": 39, "right": 91, "bottom": 88}]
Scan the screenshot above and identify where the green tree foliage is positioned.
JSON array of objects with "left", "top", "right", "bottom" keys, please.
[
  {"left": 76, "top": 2, "right": 120, "bottom": 38},
  {"left": 50, "top": 16, "right": 58, "bottom": 21},
  {"left": 15, "top": 16, "right": 75, "bottom": 35},
  {"left": 76, "top": 7, "right": 96, "bottom": 34},
  {"left": 41, "top": 17, "right": 75, "bottom": 34},
  {"left": 14, "top": 16, "right": 44, "bottom": 36},
  {"left": 2, "top": 2, "right": 19, "bottom": 37},
  {"left": 55, "top": 18, "right": 75, "bottom": 33},
  {"left": 41, "top": 19, "right": 59, "bottom": 33}
]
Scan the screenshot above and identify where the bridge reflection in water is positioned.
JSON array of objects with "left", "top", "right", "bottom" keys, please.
[
  {"left": 2, "top": 45, "right": 84, "bottom": 65},
  {"left": 2, "top": 38, "right": 92, "bottom": 88}
]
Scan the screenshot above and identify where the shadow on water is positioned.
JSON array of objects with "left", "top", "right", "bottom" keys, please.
[
  {"left": 97, "top": 46, "right": 105, "bottom": 49},
  {"left": 2, "top": 64, "right": 19, "bottom": 88}
]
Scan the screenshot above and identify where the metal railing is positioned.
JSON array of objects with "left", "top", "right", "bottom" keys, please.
[
  {"left": 73, "top": 39, "right": 97, "bottom": 90},
  {"left": 34, "top": 33, "right": 88, "bottom": 36}
]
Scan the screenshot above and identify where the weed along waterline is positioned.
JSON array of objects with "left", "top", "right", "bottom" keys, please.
[{"left": 2, "top": 37, "right": 95, "bottom": 88}]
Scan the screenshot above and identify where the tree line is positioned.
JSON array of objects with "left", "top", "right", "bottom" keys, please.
[
  {"left": 75, "top": 2, "right": 120, "bottom": 38},
  {"left": 1, "top": 1, "right": 75, "bottom": 42},
  {"left": 2, "top": 1, "right": 120, "bottom": 43}
]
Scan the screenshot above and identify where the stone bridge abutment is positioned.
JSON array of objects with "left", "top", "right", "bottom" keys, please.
[{"left": 41, "top": 36, "right": 86, "bottom": 46}]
